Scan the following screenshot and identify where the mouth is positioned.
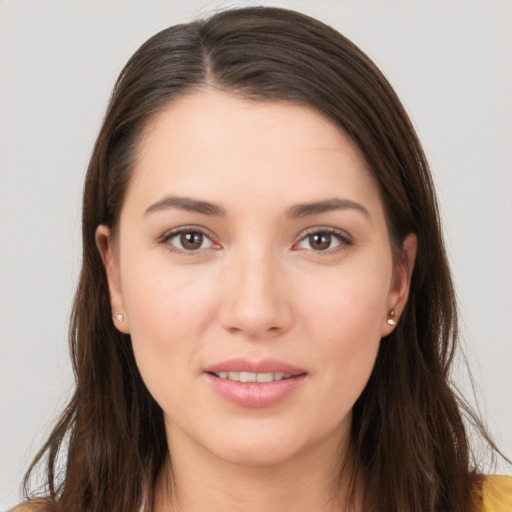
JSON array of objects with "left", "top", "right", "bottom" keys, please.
[
  {"left": 204, "top": 358, "right": 306, "bottom": 381},
  {"left": 209, "top": 371, "right": 294, "bottom": 383},
  {"left": 204, "top": 359, "right": 307, "bottom": 407}
]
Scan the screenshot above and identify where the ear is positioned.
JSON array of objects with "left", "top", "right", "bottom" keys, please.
[
  {"left": 95, "top": 225, "right": 130, "bottom": 334},
  {"left": 381, "top": 233, "right": 417, "bottom": 337}
]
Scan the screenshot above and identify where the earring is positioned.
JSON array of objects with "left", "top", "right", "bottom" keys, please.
[
  {"left": 387, "top": 308, "right": 396, "bottom": 326},
  {"left": 112, "top": 313, "right": 124, "bottom": 322}
]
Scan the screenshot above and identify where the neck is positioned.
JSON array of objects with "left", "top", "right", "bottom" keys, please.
[{"left": 154, "top": 424, "right": 362, "bottom": 512}]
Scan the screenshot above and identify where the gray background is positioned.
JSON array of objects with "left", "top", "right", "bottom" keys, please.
[{"left": 1, "top": 0, "right": 511, "bottom": 508}]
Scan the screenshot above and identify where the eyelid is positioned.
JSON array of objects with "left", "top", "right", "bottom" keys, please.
[
  {"left": 158, "top": 224, "right": 352, "bottom": 255},
  {"left": 159, "top": 225, "right": 221, "bottom": 254},
  {"left": 293, "top": 226, "right": 353, "bottom": 253}
]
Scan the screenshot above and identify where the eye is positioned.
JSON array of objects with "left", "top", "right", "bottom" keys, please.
[
  {"left": 295, "top": 228, "right": 351, "bottom": 252},
  {"left": 162, "top": 228, "right": 216, "bottom": 253}
]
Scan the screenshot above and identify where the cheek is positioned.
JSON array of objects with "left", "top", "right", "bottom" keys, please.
[
  {"left": 121, "top": 255, "right": 220, "bottom": 345},
  {"left": 118, "top": 249, "right": 222, "bottom": 402},
  {"left": 296, "top": 261, "right": 391, "bottom": 393},
  {"left": 310, "top": 290, "right": 383, "bottom": 378},
  {"left": 300, "top": 263, "right": 391, "bottom": 341},
  {"left": 120, "top": 259, "right": 222, "bottom": 413}
]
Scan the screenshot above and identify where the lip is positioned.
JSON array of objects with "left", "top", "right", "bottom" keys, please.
[
  {"left": 205, "top": 358, "right": 305, "bottom": 375},
  {"left": 204, "top": 358, "right": 307, "bottom": 408}
]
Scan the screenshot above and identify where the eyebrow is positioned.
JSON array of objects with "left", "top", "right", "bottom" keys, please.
[
  {"left": 145, "top": 195, "right": 227, "bottom": 217},
  {"left": 144, "top": 195, "right": 370, "bottom": 220},
  {"left": 286, "top": 198, "right": 370, "bottom": 219}
]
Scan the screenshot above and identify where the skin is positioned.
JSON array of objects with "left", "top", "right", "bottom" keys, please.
[{"left": 96, "top": 90, "right": 416, "bottom": 511}]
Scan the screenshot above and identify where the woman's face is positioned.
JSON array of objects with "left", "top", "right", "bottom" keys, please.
[{"left": 97, "top": 90, "right": 415, "bottom": 467}]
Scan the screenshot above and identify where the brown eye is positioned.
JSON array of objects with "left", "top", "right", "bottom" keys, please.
[
  {"left": 308, "top": 233, "right": 332, "bottom": 251},
  {"left": 165, "top": 229, "right": 214, "bottom": 252},
  {"left": 180, "top": 232, "right": 204, "bottom": 250},
  {"left": 296, "top": 229, "right": 350, "bottom": 253}
]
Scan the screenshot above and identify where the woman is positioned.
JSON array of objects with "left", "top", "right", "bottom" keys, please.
[{"left": 16, "top": 6, "right": 511, "bottom": 512}]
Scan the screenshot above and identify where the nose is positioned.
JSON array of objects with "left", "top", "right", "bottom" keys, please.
[{"left": 218, "top": 249, "right": 293, "bottom": 339}]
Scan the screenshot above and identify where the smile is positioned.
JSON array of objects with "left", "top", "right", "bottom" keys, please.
[{"left": 212, "top": 371, "right": 292, "bottom": 383}]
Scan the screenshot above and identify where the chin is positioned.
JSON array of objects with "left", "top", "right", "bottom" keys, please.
[
  {"left": 197, "top": 417, "right": 342, "bottom": 469},
  {"left": 213, "top": 441, "right": 302, "bottom": 468}
]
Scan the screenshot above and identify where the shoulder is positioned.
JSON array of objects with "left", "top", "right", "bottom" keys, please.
[
  {"left": 8, "top": 502, "right": 46, "bottom": 512},
  {"left": 480, "top": 475, "right": 512, "bottom": 512}
]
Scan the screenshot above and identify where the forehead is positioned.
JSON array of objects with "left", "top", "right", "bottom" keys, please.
[{"left": 126, "top": 89, "right": 383, "bottom": 218}]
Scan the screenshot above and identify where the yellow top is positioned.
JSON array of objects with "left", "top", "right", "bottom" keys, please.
[
  {"left": 481, "top": 475, "right": 512, "bottom": 512},
  {"left": 10, "top": 475, "right": 512, "bottom": 511}
]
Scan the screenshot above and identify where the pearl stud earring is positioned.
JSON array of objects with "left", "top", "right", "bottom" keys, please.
[{"left": 387, "top": 308, "right": 396, "bottom": 326}]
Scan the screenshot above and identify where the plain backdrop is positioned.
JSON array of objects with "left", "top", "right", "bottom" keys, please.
[{"left": 1, "top": 0, "right": 511, "bottom": 508}]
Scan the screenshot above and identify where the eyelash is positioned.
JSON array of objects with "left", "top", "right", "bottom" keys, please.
[
  {"left": 159, "top": 226, "right": 353, "bottom": 255},
  {"left": 293, "top": 227, "right": 353, "bottom": 255},
  {"left": 159, "top": 226, "right": 219, "bottom": 255}
]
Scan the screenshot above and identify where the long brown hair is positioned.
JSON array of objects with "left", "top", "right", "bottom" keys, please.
[{"left": 23, "top": 7, "right": 498, "bottom": 511}]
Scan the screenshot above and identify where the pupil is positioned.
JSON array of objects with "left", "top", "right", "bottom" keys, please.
[
  {"left": 310, "top": 233, "right": 331, "bottom": 250},
  {"left": 181, "top": 232, "right": 203, "bottom": 250}
]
